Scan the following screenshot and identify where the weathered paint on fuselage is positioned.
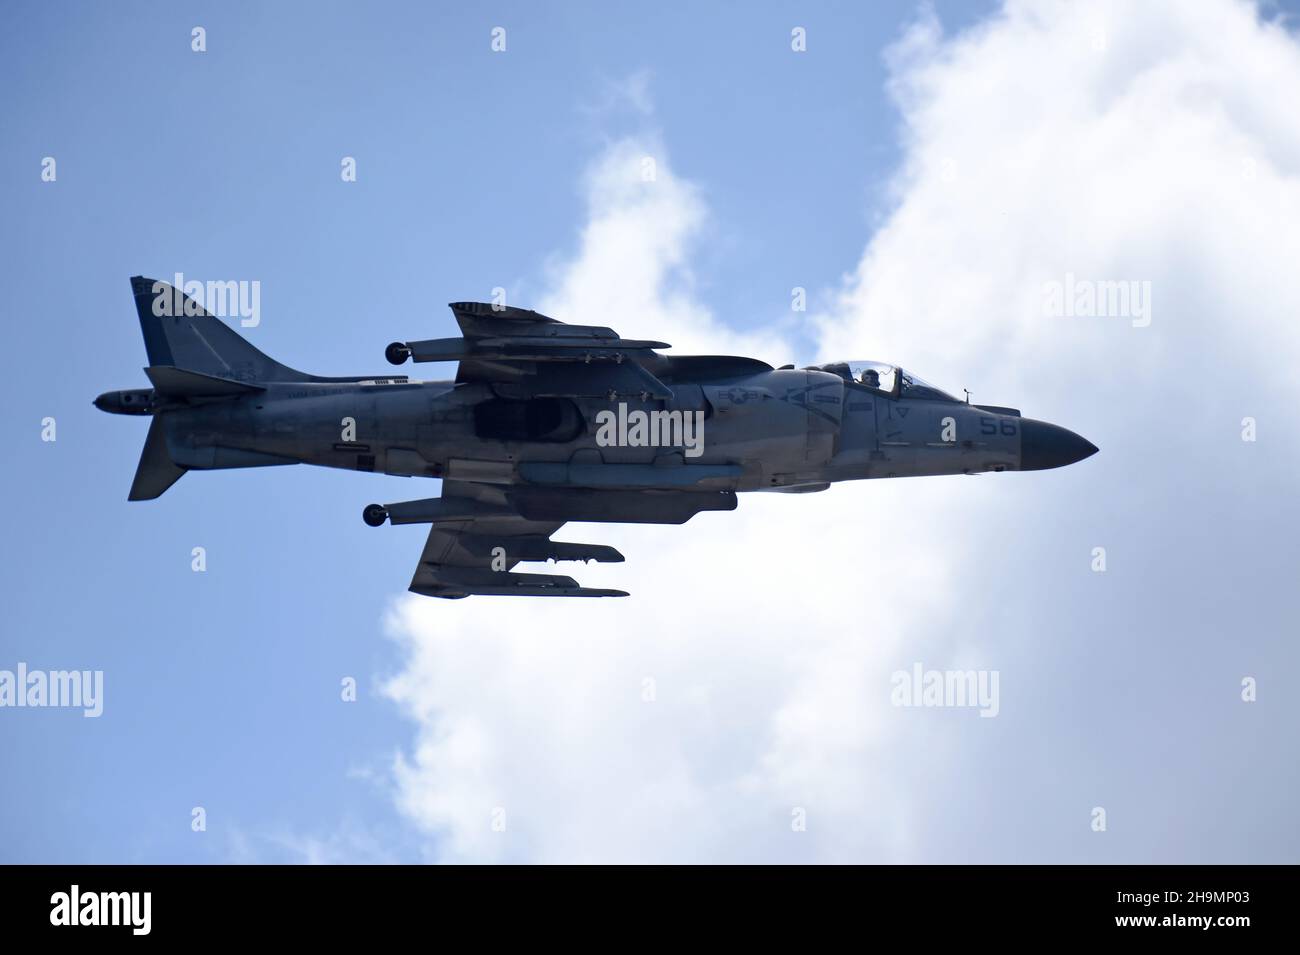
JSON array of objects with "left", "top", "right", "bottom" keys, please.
[{"left": 157, "top": 367, "right": 1024, "bottom": 491}]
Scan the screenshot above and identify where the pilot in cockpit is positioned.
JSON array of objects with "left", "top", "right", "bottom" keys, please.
[{"left": 859, "top": 368, "right": 880, "bottom": 389}]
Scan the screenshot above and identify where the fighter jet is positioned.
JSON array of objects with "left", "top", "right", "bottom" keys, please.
[{"left": 96, "top": 277, "right": 1097, "bottom": 598}]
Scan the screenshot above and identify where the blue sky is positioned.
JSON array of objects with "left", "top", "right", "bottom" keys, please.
[{"left": 4, "top": 0, "right": 1299, "bottom": 863}]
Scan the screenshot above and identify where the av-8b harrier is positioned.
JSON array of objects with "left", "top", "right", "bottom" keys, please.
[{"left": 96, "top": 277, "right": 1097, "bottom": 598}]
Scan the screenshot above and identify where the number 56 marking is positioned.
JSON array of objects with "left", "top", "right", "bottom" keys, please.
[{"left": 980, "top": 416, "right": 1017, "bottom": 436}]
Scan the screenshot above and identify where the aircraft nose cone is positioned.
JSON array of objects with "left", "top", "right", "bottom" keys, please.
[{"left": 1019, "top": 419, "right": 1098, "bottom": 471}]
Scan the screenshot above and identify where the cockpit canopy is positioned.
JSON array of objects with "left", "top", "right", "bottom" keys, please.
[{"left": 807, "top": 361, "right": 957, "bottom": 401}]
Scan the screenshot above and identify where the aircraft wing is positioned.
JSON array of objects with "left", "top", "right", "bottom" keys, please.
[
  {"left": 392, "top": 302, "right": 675, "bottom": 400},
  {"left": 401, "top": 480, "right": 628, "bottom": 598},
  {"left": 391, "top": 479, "right": 738, "bottom": 598}
]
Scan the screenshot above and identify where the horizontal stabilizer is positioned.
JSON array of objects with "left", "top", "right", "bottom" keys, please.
[{"left": 145, "top": 366, "right": 265, "bottom": 398}]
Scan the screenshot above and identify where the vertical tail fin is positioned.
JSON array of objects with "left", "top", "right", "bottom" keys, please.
[
  {"left": 131, "top": 276, "right": 311, "bottom": 383},
  {"left": 115, "top": 277, "right": 324, "bottom": 501}
]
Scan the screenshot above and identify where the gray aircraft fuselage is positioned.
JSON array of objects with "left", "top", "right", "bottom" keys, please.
[
  {"left": 99, "top": 367, "right": 1091, "bottom": 489},
  {"left": 97, "top": 280, "right": 1097, "bottom": 597}
]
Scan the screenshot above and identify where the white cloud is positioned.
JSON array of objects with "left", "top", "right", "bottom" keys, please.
[
  {"left": 225, "top": 821, "right": 400, "bottom": 865},
  {"left": 821, "top": 0, "right": 1300, "bottom": 414},
  {"left": 381, "top": 1, "right": 1300, "bottom": 863},
  {"left": 380, "top": 137, "right": 963, "bottom": 863},
  {"left": 536, "top": 137, "right": 789, "bottom": 361}
]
